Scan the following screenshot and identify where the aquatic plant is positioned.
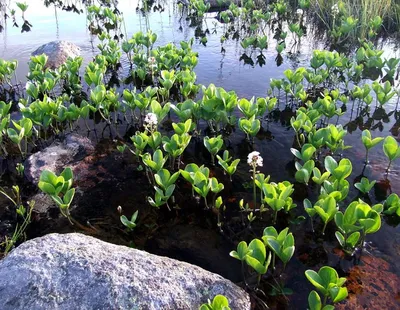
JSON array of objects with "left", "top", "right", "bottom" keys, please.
[
  {"left": 141, "top": 149, "right": 168, "bottom": 173},
  {"left": 383, "top": 193, "right": 400, "bottom": 216},
  {"left": 230, "top": 239, "right": 272, "bottom": 287},
  {"left": 262, "top": 227, "right": 295, "bottom": 270},
  {"left": 150, "top": 169, "right": 180, "bottom": 210},
  {"left": 162, "top": 133, "right": 192, "bottom": 169},
  {"left": 0, "top": 185, "right": 34, "bottom": 256},
  {"left": 354, "top": 177, "right": 376, "bottom": 195},
  {"left": 216, "top": 150, "right": 240, "bottom": 181},
  {"left": 361, "top": 129, "right": 384, "bottom": 164},
  {"left": 334, "top": 200, "right": 382, "bottom": 253},
  {"left": 214, "top": 196, "right": 224, "bottom": 229},
  {"left": 248, "top": 151, "right": 263, "bottom": 207},
  {"left": 204, "top": 135, "right": 224, "bottom": 166},
  {"left": 291, "top": 143, "right": 317, "bottom": 162},
  {"left": 239, "top": 116, "right": 260, "bottom": 142},
  {"left": 199, "top": 294, "right": 231, "bottom": 310},
  {"left": 0, "top": 59, "right": 18, "bottom": 88},
  {"left": 383, "top": 136, "right": 400, "bottom": 171},
  {"left": 305, "top": 266, "right": 348, "bottom": 309},
  {"left": 120, "top": 210, "right": 139, "bottom": 231},
  {"left": 304, "top": 195, "right": 338, "bottom": 235},
  {"left": 7, "top": 118, "right": 32, "bottom": 157},
  {"left": 263, "top": 181, "right": 296, "bottom": 223},
  {"left": 309, "top": 0, "right": 395, "bottom": 42},
  {"left": 38, "top": 168, "right": 75, "bottom": 222},
  {"left": 295, "top": 159, "right": 315, "bottom": 185}
]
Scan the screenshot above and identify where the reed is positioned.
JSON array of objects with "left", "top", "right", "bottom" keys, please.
[{"left": 309, "top": 0, "right": 398, "bottom": 40}]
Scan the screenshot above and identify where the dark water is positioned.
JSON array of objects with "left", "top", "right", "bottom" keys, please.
[{"left": 1, "top": 0, "right": 400, "bottom": 309}]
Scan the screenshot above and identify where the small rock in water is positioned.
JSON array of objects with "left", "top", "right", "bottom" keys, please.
[
  {"left": 31, "top": 41, "right": 81, "bottom": 69},
  {"left": 0, "top": 233, "right": 251, "bottom": 310},
  {"left": 25, "top": 134, "right": 94, "bottom": 184}
]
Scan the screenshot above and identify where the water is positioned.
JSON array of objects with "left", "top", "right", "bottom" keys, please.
[{"left": 1, "top": 0, "right": 400, "bottom": 309}]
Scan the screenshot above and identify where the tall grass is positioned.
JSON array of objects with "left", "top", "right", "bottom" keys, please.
[{"left": 309, "top": 0, "right": 399, "bottom": 40}]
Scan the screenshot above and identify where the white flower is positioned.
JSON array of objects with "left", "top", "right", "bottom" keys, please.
[
  {"left": 247, "top": 151, "right": 263, "bottom": 167},
  {"left": 148, "top": 56, "right": 157, "bottom": 69},
  {"left": 296, "top": 9, "right": 303, "bottom": 16},
  {"left": 331, "top": 3, "right": 339, "bottom": 16},
  {"left": 144, "top": 113, "right": 158, "bottom": 126}
]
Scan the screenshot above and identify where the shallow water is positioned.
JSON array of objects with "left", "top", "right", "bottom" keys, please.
[{"left": 1, "top": 0, "right": 400, "bottom": 309}]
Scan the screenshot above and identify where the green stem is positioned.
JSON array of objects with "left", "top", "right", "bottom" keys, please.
[
  {"left": 322, "top": 221, "right": 328, "bottom": 235},
  {"left": 165, "top": 201, "right": 171, "bottom": 211},
  {"left": 253, "top": 168, "right": 257, "bottom": 209},
  {"left": 204, "top": 196, "right": 209, "bottom": 209},
  {"left": 257, "top": 274, "right": 262, "bottom": 287},
  {"left": 241, "top": 260, "right": 247, "bottom": 286},
  {"left": 387, "top": 160, "right": 392, "bottom": 172},
  {"left": 272, "top": 252, "right": 276, "bottom": 270},
  {"left": 322, "top": 295, "right": 328, "bottom": 307},
  {"left": 296, "top": 131, "right": 301, "bottom": 147}
]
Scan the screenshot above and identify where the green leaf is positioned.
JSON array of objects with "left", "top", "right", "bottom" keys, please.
[
  {"left": 329, "top": 286, "right": 348, "bottom": 303},
  {"left": 248, "top": 239, "right": 266, "bottom": 264},
  {"left": 347, "top": 231, "right": 360, "bottom": 247},
  {"left": 324, "top": 156, "right": 338, "bottom": 174},
  {"left": 211, "top": 295, "right": 230, "bottom": 310},
  {"left": 63, "top": 188, "right": 75, "bottom": 205},
  {"left": 383, "top": 136, "right": 400, "bottom": 161},
  {"left": 308, "top": 291, "right": 322, "bottom": 310},
  {"left": 305, "top": 270, "right": 325, "bottom": 293},
  {"left": 38, "top": 181, "right": 56, "bottom": 195}
]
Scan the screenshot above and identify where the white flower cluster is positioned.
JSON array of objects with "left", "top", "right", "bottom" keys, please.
[
  {"left": 331, "top": 3, "right": 339, "bottom": 16},
  {"left": 148, "top": 56, "right": 157, "bottom": 69},
  {"left": 144, "top": 113, "right": 158, "bottom": 126},
  {"left": 247, "top": 151, "right": 263, "bottom": 167}
]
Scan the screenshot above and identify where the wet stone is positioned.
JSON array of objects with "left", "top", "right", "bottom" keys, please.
[
  {"left": 0, "top": 233, "right": 251, "bottom": 310},
  {"left": 31, "top": 41, "right": 81, "bottom": 69},
  {"left": 24, "top": 134, "right": 95, "bottom": 184}
]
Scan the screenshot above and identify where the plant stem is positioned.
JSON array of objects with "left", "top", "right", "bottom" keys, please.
[
  {"left": 257, "top": 274, "right": 262, "bottom": 287},
  {"left": 323, "top": 295, "right": 328, "bottom": 307},
  {"left": 387, "top": 160, "right": 392, "bottom": 172},
  {"left": 272, "top": 252, "right": 276, "bottom": 270},
  {"left": 296, "top": 132, "right": 301, "bottom": 147},
  {"left": 253, "top": 168, "right": 257, "bottom": 209},
  {"left": 322, "top": 222, "right": 328, "bottom": 235},
  {"left": 204, "top": 196, "right": 209, "bottom": 209},
  {"left": 165, "top": 201, "right": 171, "bottom": 211}
]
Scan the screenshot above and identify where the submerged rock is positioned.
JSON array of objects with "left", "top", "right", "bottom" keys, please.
[
  {"left": 31, "top": 41, "right": 81, "bottom": 69},
  {"left": 0, "top": 233, "right": 251, "bottom": 310},
  {"left": 25, "top": 134, "right": 95, "bottom": 184}
]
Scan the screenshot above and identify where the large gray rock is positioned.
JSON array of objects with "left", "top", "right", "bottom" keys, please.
[
  {"left": 32, "top": 41, "right": 81, "bottom": 69},
  {"left": 0, "top": 233, "right": 250, "bottom": 310},
  {"left": 25, "top": 134, "right": 94, "bottom": 184}
]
